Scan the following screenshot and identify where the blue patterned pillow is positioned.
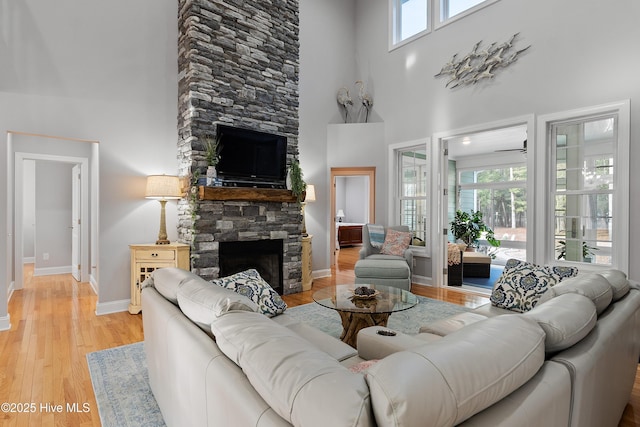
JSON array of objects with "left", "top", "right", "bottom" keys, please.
[
  {"left": 490, "top": 259, "right": 578, "bottom": 313},
  {"left": 212, "top": 269, "right": 287, "bottom": 317}
]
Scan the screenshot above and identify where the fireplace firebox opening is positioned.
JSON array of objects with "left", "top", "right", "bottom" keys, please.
[{"left": 219, "top": 239, "right": 284, "bottom": 295}]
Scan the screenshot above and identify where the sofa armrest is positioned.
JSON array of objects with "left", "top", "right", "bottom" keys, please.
[
  {"left": 404, "top": 248, "right": 414, "bottom": 273},
  {"left": 359, "top": 246, "right": 373, "bottom": 259}
]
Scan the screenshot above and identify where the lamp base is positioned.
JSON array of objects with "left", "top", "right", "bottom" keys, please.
[{"left": 156, "top": 239, "right": 170, "bottom": 245}]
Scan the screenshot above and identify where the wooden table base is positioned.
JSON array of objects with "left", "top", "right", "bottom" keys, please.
[{"left": 338, "top": 311, "right": 391, "bottom": 348}]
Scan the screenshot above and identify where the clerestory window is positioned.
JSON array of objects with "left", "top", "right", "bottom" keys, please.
[
  {"left": 390, "top": 0, "right": 429, "bottom": 47},
  {"left": 390, "top": 0, "right": 500, "bottom": 49}
]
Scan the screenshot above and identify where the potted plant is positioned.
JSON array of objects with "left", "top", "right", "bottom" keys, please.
[
  {"left": 450, "top": 210, "right": 500, "bottom": 250},
  {"left": 556, "top": 240, "right": 598, "bottom": 262},
  {"left": 203, "top": 135, "right": 221, "bottom": 185},
  {"left": 288, "top": 159, "right": 306, "bottom": 202}
]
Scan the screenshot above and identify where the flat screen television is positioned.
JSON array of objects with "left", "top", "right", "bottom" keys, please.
[{"left": 215, "top": 125, "right": 288, "bottom": 189}]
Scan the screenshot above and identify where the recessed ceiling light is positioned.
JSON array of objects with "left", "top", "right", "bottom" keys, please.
[{"left": 462, "top": 137, "right": 471, "bottom": 145}]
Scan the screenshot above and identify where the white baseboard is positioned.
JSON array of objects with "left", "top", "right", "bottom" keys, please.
[
  {"left": 88, "top": 275, "right": 98, "bottom": 295},
  {"left": 34, "top": 265, "right": 72, "bottom": 276},
  {"left": 23, "top": 257, "right": 35, "bottom": 264},
  {"left": 7, "top": 281, "right": 15, "bottom": 301},
  {"left": 411, "top": 274, "right": 433, "bottom": 286},
  {"left": 0, "top": 314, "right": 10, "bottom": 331},
  {"left": 312, "top": 269, "right": 331, "bottom": 279},
  {"left": 95, "top": 299, "right": 130, "bottom": 316}
]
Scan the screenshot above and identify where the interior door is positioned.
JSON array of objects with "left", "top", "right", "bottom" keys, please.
[{"left": 71, "top": 164, "right": 81, "bottom": 282}]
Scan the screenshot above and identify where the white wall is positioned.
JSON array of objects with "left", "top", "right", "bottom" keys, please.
[
  {"left": 335, "top": 176, "right": 369, "bottom": 224},
  {"left": 327, "top": 123, "right": 388, "bottom": 225},
  {"left": 350, "top": 0, "right": 640, "bottom": 281},
  {"left": 0, "top": 0, "right": 180, "bottom": 322},
  {"left": 299, "top": 0, "right": 359, "bottom": 274},
  {"left": 342, "top": 176, "right": 368, "bottom": 223}
]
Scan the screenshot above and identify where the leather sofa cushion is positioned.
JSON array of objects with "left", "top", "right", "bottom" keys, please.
[
  {"left": 273, "top": 313, "right": 358, "bottom": 361},
  {"left": 148, "top": 267, "right": 196, "bottom": 305},
  {"left": 419, "top": 312, "right": 488, "bottom": 336},
  {"left": 176, "top": 273, "right": 257, "bottom": 333},
  {"left": 598, "top": 269, "right": 630, "bottom": 301},
  {"left": 211, "top": 311, "right": 373, "bottom": 427},
  {"left": 365, "top": 315, "right": 545, "bottom": 426},
  {"left": 471, "top": 303, "right": 513, "bottom": 317},
  {"left": 538, "top": 273, "right": 613, "bottom": 315},
  {"left": 523, "top": 293, "right": 597, "bottom": 353}
]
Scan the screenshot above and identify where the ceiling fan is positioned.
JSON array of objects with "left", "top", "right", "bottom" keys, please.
[{"left": 495, "top": 139, "right": 527, "bottom": 153}]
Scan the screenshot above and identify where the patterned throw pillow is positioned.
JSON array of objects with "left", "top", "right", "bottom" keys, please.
[
  {"left": 490, "top": 259, "right": 578, "bottom": 313},
  {"left": 380, "top": 229, "right": 412, "bottom": 256},
  {"left": 211, "top": 269, "right": 287, "bottom": 317}
]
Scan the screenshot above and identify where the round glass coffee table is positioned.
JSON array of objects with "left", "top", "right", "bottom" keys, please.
[{"left": 312, "top": 284, "right": 418, "bottom": 348}]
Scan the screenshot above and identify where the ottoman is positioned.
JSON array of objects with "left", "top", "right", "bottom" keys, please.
[
  {"left": 354, "top": 258, "right": 411, "bottom": 291},
  {"left": 463, "top": 251, "right": 491, "bottom": 278}
]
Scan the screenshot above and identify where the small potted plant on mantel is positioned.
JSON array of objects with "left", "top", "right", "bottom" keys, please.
[
  {"left": 288, "top": 158, "right": 307, "bottom": 203},
  {"left": 450, "top": 210, "right": 501, "bottom": 251},
  {"left": 203, "top": 135, "right": 222, "bottom": 186}
]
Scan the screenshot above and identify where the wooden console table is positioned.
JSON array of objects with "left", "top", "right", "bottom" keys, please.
[{"left": 129, "top": 243, "right": 190, "bottom": 314}]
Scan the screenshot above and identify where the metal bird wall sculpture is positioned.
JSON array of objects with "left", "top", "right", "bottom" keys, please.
[{"left": 435, "top": 33, "right": 531, "bottom": 89}]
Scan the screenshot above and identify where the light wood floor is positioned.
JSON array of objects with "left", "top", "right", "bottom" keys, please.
[{"left": 0, "top": 249, "right": 638, "bottom": 426}]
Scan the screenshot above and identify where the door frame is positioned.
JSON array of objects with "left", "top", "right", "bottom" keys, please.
[
  {"left": 432, "top": 115, "right": 535, "bottom": 289},
  {"left": 71, "top": 164, "right": 82, "bottom": 282},
  {"left": 330, "top": 167, "right": 376, "bottom": 266},
  {"left": 14, "top": 153, "right": 90, "bottom": 288}
]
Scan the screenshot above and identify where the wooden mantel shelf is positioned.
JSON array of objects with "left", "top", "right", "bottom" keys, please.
[{"left": 198, "top": 186, "right": 299, "bottom": 202}]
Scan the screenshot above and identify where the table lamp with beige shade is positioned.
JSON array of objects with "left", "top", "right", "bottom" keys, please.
[
  {"left": 301, "top": 184, "right": 316, "bottom": 236},
  {"left": 145, "top": 175, "right": 182, "bottom": 244}
]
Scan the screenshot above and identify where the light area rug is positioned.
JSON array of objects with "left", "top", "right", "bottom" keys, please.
[
  {"left": 285, "top": 295, "right": 471, "bottom": 337},
  {"left": 87, "top": 342, "right": 166, "bottom": 427},
  {"left": 86, "top": 297, "right": 469, "bottom": 426}
]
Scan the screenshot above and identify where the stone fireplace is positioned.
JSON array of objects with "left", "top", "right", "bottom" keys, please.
[{"left": 175, "top": 0, "right": 303, "bottom": 294}]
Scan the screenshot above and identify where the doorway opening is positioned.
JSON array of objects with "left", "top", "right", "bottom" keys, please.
[
  {"left": 7, "top": 131, "right": 99, "bottom": 297},
  {"left": 329, "top": 167, "right": 376, "bottom": 266},
  {"left": 434, "top": 117, "right": 534, "bottom": 293}
]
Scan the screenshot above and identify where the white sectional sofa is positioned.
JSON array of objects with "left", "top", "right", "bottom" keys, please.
[{"left": 141, "top": 267, "right": 640, "bottom": 427}]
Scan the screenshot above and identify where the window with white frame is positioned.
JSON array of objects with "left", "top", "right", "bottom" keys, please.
[
  {"left": 456, "top": 164, "right": 527, "bottom": 263},
  {"left": 398, "top": 147, "right": 429, "bottom": 244},
  {"left": 390, "top": 0, "right": 429, "bottom": 47},
  {"left": 437, "top": 0, "right": 498, "bottom": 25},
  {"left": 550, "top": 115, "right": 618, "bottom": 266},
  {"left": 390, "top": 0, "right": 499, "bottom": 48}
]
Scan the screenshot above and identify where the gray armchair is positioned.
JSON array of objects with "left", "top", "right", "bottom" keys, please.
[{"left": 359, "top": 224, "right": 414, "bottom": 275}]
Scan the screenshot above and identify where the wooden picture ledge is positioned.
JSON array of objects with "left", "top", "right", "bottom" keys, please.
[{"left": 198, "top": 186, "right": 300, "bottom": 202}]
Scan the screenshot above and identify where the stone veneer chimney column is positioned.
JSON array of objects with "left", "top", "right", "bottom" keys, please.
[{"left": 176, "top": 0, "right": 303, "bottom": 294}]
